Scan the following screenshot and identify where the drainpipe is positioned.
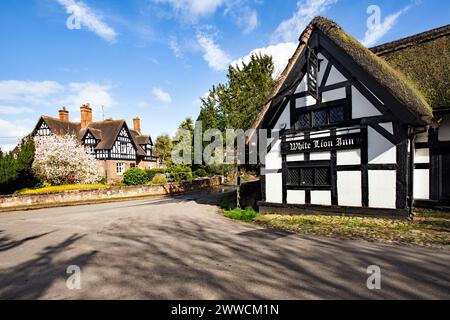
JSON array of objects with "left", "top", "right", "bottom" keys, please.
[{"left": 408, "top": 126, "right": 416, "bottom": 219}]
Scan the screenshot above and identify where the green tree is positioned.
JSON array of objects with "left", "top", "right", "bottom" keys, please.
[
  {"left": 173, "top": 118, "right": 195, "bottom": 165},
  {"left": 154, "top": 134, "right": 173, "bottom": 167},
  {"left": 197, "top": 53, "right": 275, "bottom": 132},
  {"left": 0, "top": 137, "right": 37, "bottom": 194}
]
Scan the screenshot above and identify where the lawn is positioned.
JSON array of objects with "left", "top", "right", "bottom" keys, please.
[
  {"left": 17, "top": 184, "right": 108, "bottom": 195},
  {"left": 223, "top": 208, "right": 450, "bottom": 248}
]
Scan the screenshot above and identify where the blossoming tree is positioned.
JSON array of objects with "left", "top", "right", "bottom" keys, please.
[{"left": 33, "top": 135, "right": 102, "bottom": 185}]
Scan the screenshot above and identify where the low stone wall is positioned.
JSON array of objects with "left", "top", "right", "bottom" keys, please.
[
  {"left": 239, "top": 180, "right": 262, "bottom": 210},
  {"left": 0, "top": 177, "right": 223, "bottom": 209}
]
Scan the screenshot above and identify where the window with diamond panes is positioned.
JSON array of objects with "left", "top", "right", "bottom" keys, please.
[
  {"left": 295, "top": 104, "right": 348, "bottom": 130},
  {"left": 329, "top": 106, "right": 345, "bottom": 124},
  {"left": 313, "top": 110, "right": 327, "bottom": 126},
  {"left": 315, "top": 168, "right": 330, "bottom": 186},
  {"left": 287, "top": 167, "right": 331, "bottom": 188}
]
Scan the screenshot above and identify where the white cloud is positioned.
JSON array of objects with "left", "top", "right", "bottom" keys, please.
[
  {"left": 232, "top": 42, "right": 298, "bottom": 78},
  {"left": 169, "top": 36, "right": 183, "bottom": 58},
  {"left": 361, "top": 5, "right": 412, "bottom": 47},
  {"left": 152, "top": 87, "right": 172, "bottom": 104},
  {"left": 153, "top": 0, "right": 224, "bottom": 20},
  {"left": 137, "top": 101, "right": 150, "bottom": 108},
  {"left": 0, "top": 106, "right": 34, "bottom": 115},
  {"left": 0, "top": 80, "right": 64, "bottom": 105},
  {"left": 0, "top": 118, "right": 34, "bottom": 152},
  {"left": 0, "top": 119, "right": 31, "bottom": 138},
  {"left": 0, "top": 80, "right": 116, "bottom": 150},
  {"left": 56, "top": 0, "right": 118, "bottom": 43},
  {"left": 272, "top": 0, "right": 338, "bottom": 43},
  {"left": 240, "top": 9, "right": 259, "bottom": 34},
  {"left": 0, "top": 80, "right": 115, "bottom": 121},
  {"left": 59, "top": 82, "right": 115, "bottom": 117},
  {"left": 197, "top": 33, "right": 232, "bottom": 71}
]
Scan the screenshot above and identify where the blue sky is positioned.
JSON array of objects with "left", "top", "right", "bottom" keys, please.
[{"left": 0, "top": 0, "right": 448, "bottom": 151}]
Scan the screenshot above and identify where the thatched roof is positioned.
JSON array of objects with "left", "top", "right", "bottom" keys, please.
[
  {"left": 41, "top": 116, "right": 81, "bottom": 136},
  {"left": 252, "top": 17, "right": 440, "bottom": 132},
  {"left": 371, "top": 24, "right": 450, "bottom": 110},
  {"left": 36, "top": 117, "right": 149, "bottom": 157}
]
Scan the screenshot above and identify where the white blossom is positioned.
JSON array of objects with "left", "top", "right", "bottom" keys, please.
[{"left": 33, "top": 135, "right": 102, "bottom": 185}]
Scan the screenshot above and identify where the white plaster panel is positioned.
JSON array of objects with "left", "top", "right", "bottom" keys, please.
[
  {"left": 322, "top": 88, "right": 346, "bottom": 102},
  {"left": 317, "top": 53, "right": 328, "bottom": 86},
  {"left": 439, "top": 115, "right": 450, "bottom": 141},
  {"left": 352, "top": 86, "right": 382, "bottom": 119},
  {"left": 295, "top": 76, "right": 307, "bottom": 94},
  {"left": 414, "top": 169, "right": 430, "bottom": 200},
  {"left": 265, "top": 139, "right": 282, "bottom": 170},
  {"left": 310, "top": 191, "right": 332, "bottom": 206},
  {"left": 337, "top": 171, "right": 362, "bottom": 207},
  {"left": 275, "top": 102, "right": 291, "bottom": 130},
  {"left": 368, "top": 170, "right": 396, "bottom": 209},
  {"left": 310, "top": 152, "right": 331, "bottom": 160},
  {"left": 265, "top": 173, "right": 283, "bottom": 204},
  {"left": 379, "top": 122, "right": 394, "bottom": 134},
  {"left": 287, "top": 190, "right": 306, "bottom": 205},
  {"left": 287, "top": 154, "right": 305, "bottom": 162},
  {"left": 415, "top": 148, "right": 429, "bottom": 164},
  {"left": 368, "top": 127, "right": 397, "bottom": 164},
  {"left": 337, "top": 149, "right": 361, "bottom": 166},
  {"left": 296, "top": 95, "right": 317, "bottom": 108},
  {"left": 326, "top": 66, "right": 347, "bottom": 85}
]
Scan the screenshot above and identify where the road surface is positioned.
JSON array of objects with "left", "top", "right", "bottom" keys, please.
[{"left": 0, "top": 189, "right": 449, "bottom": 299}]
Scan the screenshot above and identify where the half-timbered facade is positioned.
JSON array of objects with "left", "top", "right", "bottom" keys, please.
[
  {"left": 31, "top": 104, "right": 159, "bottom": 183},
  {"left": 254, "top": 18, "right": 449, "bottom": 216}
]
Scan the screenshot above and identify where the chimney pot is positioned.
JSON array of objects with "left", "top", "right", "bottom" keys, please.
[
  {"left": 80, "top": 104, "right": 93, "bottom": 129},
  {"left": 59, "top": 107, "right": 69, "bottom": 122},
  {"left": 133, "top": 117, "right": 141, "bottom": 134}
]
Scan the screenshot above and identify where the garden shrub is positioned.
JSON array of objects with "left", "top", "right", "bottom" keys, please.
[
  {"left": 123, "top": 168, "right": 149, "bottom": 186},
  {"left": 170, "top": 164, "right": 193, "bottom": 182},
  {"left": 193, "top": 168, "right": 208, "bottom": 178},
  {"left": 151, "top": 174, "right": 168, "bottom": 185},
  {"left": 146, "top": 168, "right": 167, "bottom": 181}
]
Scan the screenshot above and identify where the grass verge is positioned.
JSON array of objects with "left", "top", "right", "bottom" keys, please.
[
  {"left": 224, "top": 208, "right": 259, "bottom": 222},
  {"left": 253, "top": 211, "right": 449, "bottom": 248}
]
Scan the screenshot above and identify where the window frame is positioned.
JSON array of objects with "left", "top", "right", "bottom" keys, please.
[
  {"left": 116, "top": 162, "right": 125, "bottom": 175},
  {"left": 293, "top": 99, "right": 350, "bottom": 131},
  {"left": 285, "top": 160, "right": 332, "bottom": 190}
]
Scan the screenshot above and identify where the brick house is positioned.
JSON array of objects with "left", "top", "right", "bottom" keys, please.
[{"left": 32, "top": 104, "right": 159, "bottom": 183}]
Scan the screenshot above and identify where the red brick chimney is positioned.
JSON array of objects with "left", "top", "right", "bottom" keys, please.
[
  {"left": 80, "top": 104, "right": 93, "bottom": 129},
  {"left": 59, "top": 107, "right": 69, "bottom": 122},
  {"left": 133, "top": 117, "right": 141, "bottom": 134}
]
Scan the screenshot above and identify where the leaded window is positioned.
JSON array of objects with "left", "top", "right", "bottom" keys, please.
[
  {"left": 286, "top": 163, "right": 331, "bottom": 188},
  {"left": 294, "top": 102, "right": 348, "bottom": 130}
]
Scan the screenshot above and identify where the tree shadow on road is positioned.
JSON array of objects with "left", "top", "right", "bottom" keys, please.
[
  {"left": 0, "top": 230, "right": 56, "bottom": 252},
  {"left": 0, "top": 234, "right": 96, "bottom": 300},
  {"left": 91, "top": 215, "right": 450, "bottom": 299}
]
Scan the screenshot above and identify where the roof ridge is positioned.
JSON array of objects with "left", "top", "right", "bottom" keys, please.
[
  {"left": 370, "top": 24, "right": 450, "bottom": 55},
  {"left": 42, "top": 115, "right": 80, "bottom": 125}
]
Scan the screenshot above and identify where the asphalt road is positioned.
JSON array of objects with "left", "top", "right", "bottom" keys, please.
[{"left": 0, "top": 189, "right": 449, "bottom": 300}]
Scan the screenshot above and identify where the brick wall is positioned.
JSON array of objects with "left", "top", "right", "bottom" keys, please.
[{"left": 0, "top": 177, "right": 223, "bottom": 209}]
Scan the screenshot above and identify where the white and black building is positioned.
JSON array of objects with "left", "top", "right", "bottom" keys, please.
[{"left": 254, "top": 18, "right": 450, "bottom": 216}]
